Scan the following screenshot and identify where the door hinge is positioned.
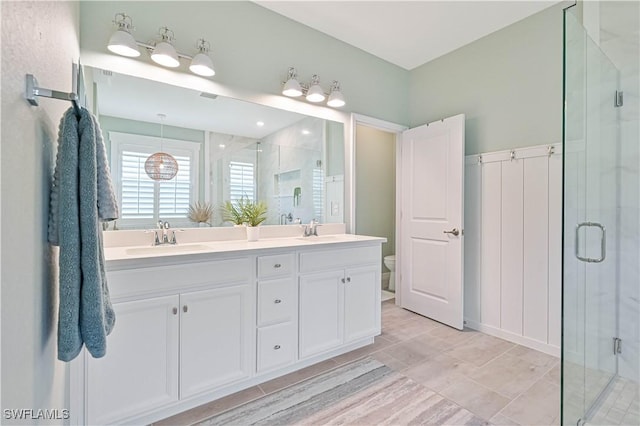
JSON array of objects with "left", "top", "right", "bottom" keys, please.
[
  {"left": 613, "top": 337, "right": 622, "bottom": 355},
  {"left": 615, "top": 91, "right": 624, "bottom": 107}
]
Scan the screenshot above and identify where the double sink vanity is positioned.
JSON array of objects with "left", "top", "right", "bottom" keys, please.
[{"left": 71, "top": 226, "right": 384, "bottom": 425}]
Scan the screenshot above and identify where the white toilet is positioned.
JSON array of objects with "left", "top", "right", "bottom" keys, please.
[{"left": 383, "top": 255, "right": 396, "bottom": 291}]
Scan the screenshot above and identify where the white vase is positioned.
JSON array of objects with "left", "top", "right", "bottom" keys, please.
[{"left": 246, "top": 226, "right": 260, "bottom": 242}]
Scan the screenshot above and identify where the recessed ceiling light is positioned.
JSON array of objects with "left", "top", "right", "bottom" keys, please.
[
  {"left": 302, "top": 129, "right": 311, "bottom": 135},
  {"left": 219, "top": 144, "right": 226, "bottom": 149},
  {"left": 256, "top": 121, "right": 265, "bottom": 127}
]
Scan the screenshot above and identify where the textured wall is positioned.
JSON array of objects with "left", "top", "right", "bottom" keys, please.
[{"left": 1, "top": 1, "right": 79, "bottom": 423}]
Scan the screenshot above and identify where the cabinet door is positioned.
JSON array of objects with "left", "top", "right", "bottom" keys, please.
[
  {"left": 87, "top": 295, "right": 179, "bottom": 425},
  {"left": 344, "top": 265, "right": 380, "bottom": 342},
  {"left": 299, "top": 271, "right": 344, "bottom": 358},
  {"left": 179, "top": 284, "right": 253, "bottom": 399}
]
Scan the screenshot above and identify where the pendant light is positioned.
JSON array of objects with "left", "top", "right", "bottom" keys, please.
[{"left": 145, "top": 114, "right": 179, "bottom": 181}]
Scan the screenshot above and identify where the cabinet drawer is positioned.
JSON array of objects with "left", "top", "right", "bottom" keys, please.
[
  {"left": 257, "top": 322, "right": 296, "bottom": 372},
  {"left": 299, "top": 245, "right": 380, "bottom": 273},
  {"left": 257, "top": 278, "right": 295, "bottom": 326},
  {"left": 108, "top": 257, "right": 251, "bottom": 300},
  {"left": 258, "top": 253, "right": 294, "bottom": 279}
]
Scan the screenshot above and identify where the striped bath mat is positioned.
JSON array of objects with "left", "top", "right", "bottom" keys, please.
[{"left": 197, "top": 357, "right": 487, "bottom": 425}]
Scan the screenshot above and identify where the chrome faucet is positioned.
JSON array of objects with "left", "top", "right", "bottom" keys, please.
[
  {"left": 302, "top": 219, "right": 320, "bottom": 237},
  {"left": 152, "top": 220, "right": 177, "bottom": 245}
]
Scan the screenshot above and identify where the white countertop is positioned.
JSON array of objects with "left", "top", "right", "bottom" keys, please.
[{"left": 104, "top": 234, "right": 386, "bottom": 265}]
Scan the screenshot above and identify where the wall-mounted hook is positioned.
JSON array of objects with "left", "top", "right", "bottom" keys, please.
[
  {"left": 548, "top": 145, "right": 555, "bottom": 156},
  {"left": 510, "top": 150, "right": 516, "bottom": 161},
  {"left": 477, "top": 155, "right": 482, "bottom": 164}
]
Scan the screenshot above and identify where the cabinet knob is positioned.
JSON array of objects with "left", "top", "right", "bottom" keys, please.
[
  {"left": 274, "top": 299, "right": 282, "bottom": 304},
  {"left": 183, "top": 305, "right": 188, "bottom": 313},
  {"left": 341, "top": 278, "right": 345, "bottom": 283},
  {"left": 274, "top": 345, "right": 281, "bottom": 350},
  {"left": 274, "top": 263, "right": 282, "bottom": 268},
  {"left": 346, "top": 277, "right": 351, "bottom": 283},
  {"left": 172, "top": 307, "right": 178, "bottom": 315}
]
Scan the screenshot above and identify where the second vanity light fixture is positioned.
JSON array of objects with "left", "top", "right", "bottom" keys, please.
[
  {"left": 107, "top": 13, "right": 215, "bottom": 77},
  {"left": 282, "top": 67, "right": 346, "bottom": 108}
]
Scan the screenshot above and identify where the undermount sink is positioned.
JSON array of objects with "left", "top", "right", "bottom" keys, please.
[
  {"left": 296, "top": 235, "right": 340, "bottom": 242},
  {"left": 125, "top": 244, "right": 211, "bottom": 256}
]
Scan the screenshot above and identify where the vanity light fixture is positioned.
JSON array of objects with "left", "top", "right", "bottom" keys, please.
[
  {"left": 306, "top": 75, "right": 325, "bottom": 103},
  {"left": 282, "top": 68, "right": 303, "bottom": 97},
  {"left": 281, "top": 67, "right": 345, "bottom": 108},
  {"left": 107, "top": 14, "right": 215, "bottom": 78},
  {"left": 145, "top": 114, "right": 179, "bottom": 181},
  {"left": 189, "top": 39, "right": 215, "bottom": 77},
  {"left": 327, "top": 81, "right": 346, "bottom": 107},
  {"left": 150, "top": 27, "right": 180, "bottom": 68}
]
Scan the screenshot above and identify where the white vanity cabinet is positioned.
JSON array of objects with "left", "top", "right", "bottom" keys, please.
[
  {"left": 75, "top": 237, "right": 383, "bottom": 425},
  {"left": 298, "top": 246, "right": 381, "bottom": 359},
  {"left": 84, "top": 257, "right": 253, "bottom": 425},
  {"left": 86, "top": 295, "right": 180, "bottom": 425},
  {"left": 256, "top": 253, "right": 297, "bottom": 372},
  {"left": 179, "top": 285, "right": 253, "bottom": 398}
]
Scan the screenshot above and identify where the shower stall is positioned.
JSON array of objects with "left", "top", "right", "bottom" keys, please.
[{"left": 562, "top": 3, "right": 639, "bottom": 425}]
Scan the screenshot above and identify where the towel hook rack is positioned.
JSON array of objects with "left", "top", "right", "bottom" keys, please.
[{"left": 26, "top": 74, "right": 81, "bottom": 117}]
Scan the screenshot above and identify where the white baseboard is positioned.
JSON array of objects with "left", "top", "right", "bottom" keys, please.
[{"left": 464, "top": 319, "right": 560, "bottom": 358}]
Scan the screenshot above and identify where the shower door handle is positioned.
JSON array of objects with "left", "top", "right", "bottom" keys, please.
[{"left": 575, "top": 222, "right": 606, "bottom": 263}]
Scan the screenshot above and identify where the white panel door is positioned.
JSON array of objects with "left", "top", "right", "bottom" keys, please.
[
  {"left": 480, "top": 161, "right": 502, "bottom": 328},
  {"left": 501, "top": 159, "right": 524, "bottom": 334},
  {"left": 344, "top": 265, "right": 380, "bottom": 342},
  {"left": 400, "top": 114, "right": 465, "bottom": 329},
  {"left": 463, "top": 161, "right": 482, "bottom": 323},
  {"left": 87, "top": 295, "right": 179, "bottom": 425},
  {"left": 180, "top": 285, "right": 253, "bottom": 399},
  {"left": 299, "top": 270, "right": 344, "bottom": 358},
  {"left": 523, "top": 156, "right": 549, "bottom": 342}
]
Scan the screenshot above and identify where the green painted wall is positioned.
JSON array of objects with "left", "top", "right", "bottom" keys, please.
[
  {"left": 80, "top": 1, "right": 409, "bottom": 125},
  {"left": 355, "top": 125, "right": 396, "bottom": 270},
  {"left": 409, "top": 3, "right": 565, "bottom": 155}
]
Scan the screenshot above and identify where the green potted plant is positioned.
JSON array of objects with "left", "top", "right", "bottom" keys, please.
[
  {"left": 241, "top": 200, "right": 268, "bottom": 241},
  {"left": 222, "top": 199, "right": 247, "bottom": 226},
  {"left": 188, "top": 201, "right": 214, "bottom": 227}
]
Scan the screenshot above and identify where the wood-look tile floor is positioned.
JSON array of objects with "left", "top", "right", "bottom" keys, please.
[{"left": 156, "top": 300, "right": 560, "bottom": 425}]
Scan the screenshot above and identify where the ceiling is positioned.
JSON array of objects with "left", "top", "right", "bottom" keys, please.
[
  {"left": 91, "top": 67, "right": 307, "bottom": 139},
  {"left": 255, "top": 1, "right": 561, "bottom": 70}
]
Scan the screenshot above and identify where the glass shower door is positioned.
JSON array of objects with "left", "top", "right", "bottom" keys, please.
[{"left": 563, "top": 7, "right": 620, "bottom": 425}]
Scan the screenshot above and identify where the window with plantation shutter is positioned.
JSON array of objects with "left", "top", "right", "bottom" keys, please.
[
  {"left": 121, "top": 151, "right": 155, "bottom": 218},
  {"left": 109, "top": 132, "right": 200, "bottom": 228},
  {"left": 313, "top": 168, "right": 324, "bottom": 221},
  {"left": 229, "top": 161, "right": 255, "bottom": 202}
]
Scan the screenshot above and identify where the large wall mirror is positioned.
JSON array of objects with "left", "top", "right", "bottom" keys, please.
[{"left": 83, "top": 66, "right": 345, "bottom": 230}]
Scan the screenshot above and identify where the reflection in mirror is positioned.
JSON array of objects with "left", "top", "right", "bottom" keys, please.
[{"left": 84, "top": 66, "right": 344, "bottom": 229}]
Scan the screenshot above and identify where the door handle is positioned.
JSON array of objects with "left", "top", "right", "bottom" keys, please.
[
  {"left": 575, "top": 222, "right": 606, "bottom": 263},
  {"left": 443, "top": 228, "right": 460, "bottom": 236}
]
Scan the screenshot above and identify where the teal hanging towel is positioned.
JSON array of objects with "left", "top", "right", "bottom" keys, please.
[{"left": 48, "top": 107, "right": 119, "bottom": 362}]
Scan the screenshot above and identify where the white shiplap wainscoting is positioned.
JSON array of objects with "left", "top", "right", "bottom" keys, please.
[{"left": 464, "top": 143, "right": 562, "bottom": 356}]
